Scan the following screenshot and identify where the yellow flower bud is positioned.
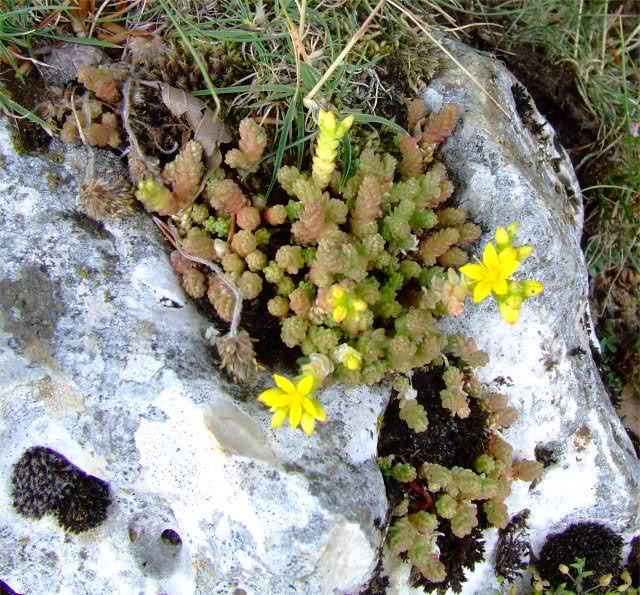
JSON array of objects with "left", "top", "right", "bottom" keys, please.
[
  {"left": 559, "top": 564, "right": 570, "bottom": 575},
  {"left": 621, "top": 569, "right": 631, "bottom": 585},
  {"left": 336, "top": 114, "right": 354, "bottom": 136},
  {"left": 319, "top": 109, "right": 337, "bottom": 131},
  {"left": 313, "top": 110, "right": 354, "bottom": 188},
  {"left": 346, "top": 353, "right": 361, "bottom": 370},
  {"left": 599, "top": 574, "right": 613, "bottom": 587},
  {"left": 499, "top": 301, "right": 521, "bottom": 324},
  {"left": 507, "top": 222, "right": 519, "bottom": 237},
  {"left": 353, "top": 299, "right": 367, "bottom": 312},
  {"left": 331, "top": 286, "right": 346, "bottom": 300},
  {"left": 523, "top": 279, "right": 544, "bottom": 297},
  {"left": 495, "top": 226, "right": 510, "bottom": 249},
  {"left": 334, "top": 343, "right": 362, "bottom": 370},
  {"left": 517, "top": 245, "right": 534, "bottom": 262}
]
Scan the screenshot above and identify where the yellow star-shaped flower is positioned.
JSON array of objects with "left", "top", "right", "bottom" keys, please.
[
  {"left": 328, "top": 285, "right": 367, "bottom": 324},
  {"left": 460, "top": 242, "right": 520, "bottom": 303},
  {"left": 258, "top": 373, "right": 327, "bottom": 436}
]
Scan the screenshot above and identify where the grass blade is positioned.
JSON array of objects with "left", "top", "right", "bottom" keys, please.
[
  {"left": 266, "top": 98, "right": 298, "bottom": 198},
  {"left": 351, "top": 112, "right": 405, "bottom": 134}
]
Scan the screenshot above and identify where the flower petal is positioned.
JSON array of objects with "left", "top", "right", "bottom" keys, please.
[
  {"left": 300, "top": 413, "right": 316, "bottom": 436},
  {"left": 499, "top": 302, "right": 520, "bottom": 325},
  {"left": 302, "top": 397, "right": 317, "bottom": 416},
  {"left": 473, "top": 281, "right": 492, "bottom": 303},
  {"left": 459, "top": 263, "right": 487, "bottom": 281},
  {"left": 498, "top": 248, "right": 520, "bottom": 277},
  {"left": 258, "top": 387, "right": 281, "bottom": 403},
  {"left": 493, "top": 278, "right": 508, "bottom": 295},
  {"left": 296, "top": 374, "right": 314, "bottom": 396},
  {"left": 274, "top": 374, "right": 296, "bottom": 394},
  {"left": 311, "top": 398, "right": 327, "bottom": 421},
  {"left": 289, "top": 403, "right": 302, "bottom": 428},
  {"left": 258, "top": 388, "right": 290, "bottom": 408},
  {"left": 271, "top": 408, "right": 288, "bottom": 429},
  {"left": 483, "top": 242, "right": 499, "bottom": 269}
]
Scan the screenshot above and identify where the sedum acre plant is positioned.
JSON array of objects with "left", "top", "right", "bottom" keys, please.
[
  {"left": 133, "top": 91, "right": 549, "bottom": 592},
  {"left": 139, "top": 105, "right": 542, "bottom": 442},
  {"left": 140, "top": 106, "right": 484, "bottom": 398}
]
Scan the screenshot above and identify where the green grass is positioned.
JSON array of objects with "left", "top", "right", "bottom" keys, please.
[
  {"left": 153, "top": 0, "right": 439, "bottom": 194},
  {"left": 423, "top": 0, "right": 639, "bottom": 270}
]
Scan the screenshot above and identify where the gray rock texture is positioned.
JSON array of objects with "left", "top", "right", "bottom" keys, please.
[
  {"left": 0, "top": 126, "right": 387, "bottom": 594},
  {"left": 0, "top": 36, "right": 638, "bottom": 595}
]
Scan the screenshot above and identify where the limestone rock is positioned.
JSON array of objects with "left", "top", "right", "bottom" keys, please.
[{"left": 0, "top": 125, "right": 387, "bottom": 595}]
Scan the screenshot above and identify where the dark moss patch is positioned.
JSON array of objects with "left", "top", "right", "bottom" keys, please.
[
  {"left": 511, "top": 83, "right": 545, "bottom": 136},
  {"left": 629, "top": 535, "right": 640, "bottom": 588},
  {"left": 11, "top": 446, "right": 111, "bottom": 533},
  {"left": 536, "top": 522, "right": 624, "bottom": 591},
  {"left": 360, "top": 559, "right": 389, "bottom": 595},
  {"left": 0, "top": 580, "right": 23, "bottom": 595},
  {"left": 160, "top": 528, "right": 182, "bottom": 548},
  {"left": 626, "top": 428, "right": 640, "bottom": 459},
  {"left": 495, "top": 509, "right": 531, "bottom": 582},
  {"left": 589, "top": 338, "right": 622, "bottom": 408},
  {"left": 535, "top": 443, "right": 559, "bottom": 468},
  {"left": 568, "top": 346, "right": 587, "bottom": 357},
  {"left": 63, "top": 209, "right": 114, "bottom": 242}
]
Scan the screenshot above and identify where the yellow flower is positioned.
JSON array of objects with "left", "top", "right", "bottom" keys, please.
[
  {"left": 460, "top": 242, "right": 520, "bottom": 303},
  {"left": 328, "top": 284, "right": 367, "bottom": 324},
  {"left": 258, "top": 373, "right": 327, "bottom": 436}
]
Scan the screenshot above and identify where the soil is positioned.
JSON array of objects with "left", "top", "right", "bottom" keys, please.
[
  {"left": 378, "top": 367, "right": 489, "bottom": 475},
  {"left": 537, "top": 522, "right": 624, "bottom": 591},
  {"left": 2, "top": 70, "right": 53, "bottom": 154}
]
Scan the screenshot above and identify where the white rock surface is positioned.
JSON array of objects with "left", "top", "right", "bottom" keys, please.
[
  {"left": 0, "top": 125, "right": 388, "bottom": 595},
  {"left": 385, "top": 38, "right": 640, "bottom": 594}
]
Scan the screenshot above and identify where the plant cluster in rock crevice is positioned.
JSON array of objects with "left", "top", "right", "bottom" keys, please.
[{"left": 377, "top": 367, "right": 543, "bottom": 591}]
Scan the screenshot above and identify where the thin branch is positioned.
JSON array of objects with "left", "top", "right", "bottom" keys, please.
[{"left": 153, "top": 217, "right": 243, "bottom": 338}]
